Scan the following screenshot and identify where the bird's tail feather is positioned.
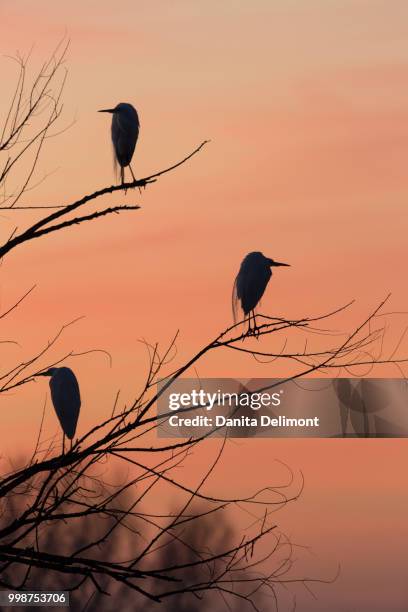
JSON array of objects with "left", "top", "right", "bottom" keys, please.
[{"left": 232, "top": 278, "right": 240, "bottom": 323}]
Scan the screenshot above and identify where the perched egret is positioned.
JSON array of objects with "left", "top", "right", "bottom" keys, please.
[
  {"left": 39, "top": 367, "right": 81, "bottom": 448},
  {"left": 99, "top": 102, "right": 140, "bottom": 185},
  {"left": 233, "top": 251, "right": 290, "bottom": 335}
]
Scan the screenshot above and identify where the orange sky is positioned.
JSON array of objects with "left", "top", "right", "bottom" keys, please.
[{"left": 1, "top": 1, "right": 408, "bottom": 609}]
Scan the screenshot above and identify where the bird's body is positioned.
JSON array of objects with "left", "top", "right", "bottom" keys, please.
[
  {"left": 40, "top": 367, "right": 81, "bottom": 441},
  {"left": 99, "top": 102, "right": 139, "bottom": 185},
  {"left": 233, "top": 251, "right": 289, "bottom": 335},
  {"left": 235, "top": 253, "right": 272, "bottom": 316}
]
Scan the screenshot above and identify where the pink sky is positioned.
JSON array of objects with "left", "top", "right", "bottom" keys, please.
[{"left": 0, "top": 1, "right": 408, "bottom": 608}]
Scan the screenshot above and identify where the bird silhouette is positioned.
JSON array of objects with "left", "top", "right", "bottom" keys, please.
[
  {"left": 39, "top": 367, "right": 81, "bottom": 451},
  {"left": 99, "top": 102, "right": 139, "bottom": 185},
  {"left": 233, "top": 251, "right": 289, "bottom": 335}
]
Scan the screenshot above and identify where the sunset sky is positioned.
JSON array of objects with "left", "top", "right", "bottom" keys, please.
[{"left": 1, "top": 1, "right": 408, "bottom": 609}]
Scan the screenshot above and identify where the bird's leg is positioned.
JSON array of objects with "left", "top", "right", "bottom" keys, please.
[
  {"left": 62, "top": 434, "right": 65, "bottom": 456},
  {"left": 245, "top": 315, "right": 251, "bottom": 336},
  {"left": 247, "top": 312, "right": 254, "bottom": 337},
  {"left": 253, "top": 312, "right": 260, "bottom": 339},
  {"left": 252, "top": 312, "right": 256, "bottom": 337},
  {"left": 129, "top": 164, "right": 142, "bottom": 194},
  {"left": 121, "top": 166, "right": 127, "bottom": 194},
  {"left": 248, "top": 311, "right": 260, "bottom": 338}
]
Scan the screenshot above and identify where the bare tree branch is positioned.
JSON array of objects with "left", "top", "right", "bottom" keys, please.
[{"left": 0, "top": 140, "right": 208, "bottom": 260}]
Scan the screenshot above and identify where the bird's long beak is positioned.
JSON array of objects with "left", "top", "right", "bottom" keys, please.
[
  {"left": 98, "top": 108, "right": 115, "bottom": 113},
  {"left": 272, "top": 261, "right": 290, "bottom": 267}
]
